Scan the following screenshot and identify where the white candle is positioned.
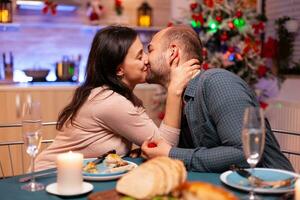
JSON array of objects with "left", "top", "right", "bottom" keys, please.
[{"left": 56, "top": 151, "right": 83, "bottom": 194}]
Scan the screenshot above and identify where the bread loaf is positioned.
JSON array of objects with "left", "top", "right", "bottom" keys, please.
[{"left": 116, "top": 156, "right": 187, "bottom": 199}]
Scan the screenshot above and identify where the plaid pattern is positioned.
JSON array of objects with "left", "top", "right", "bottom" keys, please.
[{"left": 169, "top": 69, "right": 293, "bottom": 172}]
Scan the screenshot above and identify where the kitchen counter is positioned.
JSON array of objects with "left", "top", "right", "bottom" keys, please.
[{"left": 0, "top": 82, "right": 161, "bottom": 91}]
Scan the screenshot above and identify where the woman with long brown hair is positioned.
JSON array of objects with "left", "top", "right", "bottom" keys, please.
[{"left": 35, "top": 26, "right": 200, "bottom": 171}]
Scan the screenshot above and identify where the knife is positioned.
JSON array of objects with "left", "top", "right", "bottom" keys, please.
[{"left": 88, "top": 149, "right": 116, "bottom": 165}]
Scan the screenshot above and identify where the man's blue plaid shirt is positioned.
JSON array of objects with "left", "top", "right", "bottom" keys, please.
[{"left": 169, "top": 69, "right": 293, "bottom": 173}]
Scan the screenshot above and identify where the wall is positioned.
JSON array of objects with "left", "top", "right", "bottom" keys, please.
[
  {"left": 265, "top": 0, "right": 300, "bottom": 63},
  {"left": 0, "top": 0, "right": 170, "bottom": 82}
]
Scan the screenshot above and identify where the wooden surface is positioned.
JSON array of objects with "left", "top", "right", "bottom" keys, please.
[{"left": 88, "top": 189, "right": 121, "bottom": 200}]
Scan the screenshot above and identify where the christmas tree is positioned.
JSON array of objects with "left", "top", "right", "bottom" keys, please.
[{"left": 177, "top": 0, "right": 267, "bottom": 84}]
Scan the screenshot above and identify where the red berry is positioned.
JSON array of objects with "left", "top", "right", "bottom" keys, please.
[
  {"left": 236, "top": 11, "right": 243, "bottom": 18},
  {"left": 147, "top": 142, "right": 157, "bottom": 148}
]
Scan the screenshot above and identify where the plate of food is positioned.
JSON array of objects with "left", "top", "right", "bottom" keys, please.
[
  {"left": 220, "top": 168, "right": 298, "bottom": 194},
  {"left": 82, "top": 153, "right": 137, "bottom": 181}
]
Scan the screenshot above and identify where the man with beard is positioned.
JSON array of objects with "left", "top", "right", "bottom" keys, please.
[{"left": 141, "top": 25, "right": 294, "bottom": 172}]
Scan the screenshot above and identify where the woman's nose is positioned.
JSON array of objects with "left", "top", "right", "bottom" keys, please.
[{"left": 143, "top": 53, "right": 149, "bottom": 64}]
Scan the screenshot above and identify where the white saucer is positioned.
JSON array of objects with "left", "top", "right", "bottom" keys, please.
[{"left": 46, "top": 182, "right": 93, "bottom": 196}]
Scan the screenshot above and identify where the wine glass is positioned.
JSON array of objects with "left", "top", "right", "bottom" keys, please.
[
  {"left": 241, "top": 106, "right": 266, "bottom": 200},
  {"left": 21, "top": 101, "right": 44, "bottom": 191}
]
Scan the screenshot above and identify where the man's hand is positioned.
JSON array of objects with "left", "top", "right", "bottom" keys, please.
[{"left": 141, "top": 138, "right": 172, "bottom": 159}]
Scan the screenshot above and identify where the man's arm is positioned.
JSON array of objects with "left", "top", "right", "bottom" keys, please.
[{"left": 170, "top": 70, "right": 257, "bottom": 172}]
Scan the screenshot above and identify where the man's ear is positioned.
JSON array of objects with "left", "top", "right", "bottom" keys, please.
[{"left": 168, "top": 44, "right": 179, "bottom": 66}]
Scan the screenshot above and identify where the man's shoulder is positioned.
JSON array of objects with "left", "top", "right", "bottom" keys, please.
[{"left": 201, "top": 68, "right": 234, "bottom": 79}]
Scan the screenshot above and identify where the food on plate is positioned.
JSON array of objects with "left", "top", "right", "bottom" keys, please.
[
  {"left": 104, "top": 153, "right": 129, "bottom": 168},
  {"left": 177, "top": 182, "right": 238, "bottom": 200},
  {"left": 83, "top": 153, "right": 134, "bottom": 174},
  {"left": 116, "top": 156, "right": 187, "bottom": 199},
  {"left": 83, "top": 161, "right": 98, "bottom": 173}
]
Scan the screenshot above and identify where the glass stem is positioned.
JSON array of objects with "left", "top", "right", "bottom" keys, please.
[
  {"left": 249, "top": 166, "right": 255, "bottom": 200},
  {"left": 30, "top": 155, "right": 35, "bottom": 184}
]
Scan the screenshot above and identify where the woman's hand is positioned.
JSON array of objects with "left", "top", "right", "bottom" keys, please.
[
  {"left": 141, "top": 138, "right": 172, "bottom": 159},
  {"left": 168, "top": 57, "right": 201, "bottom": 96}
]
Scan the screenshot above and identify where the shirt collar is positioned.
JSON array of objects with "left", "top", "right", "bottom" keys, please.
[{"left": 183, "top": 71, "right": 202, "bottom": 99}]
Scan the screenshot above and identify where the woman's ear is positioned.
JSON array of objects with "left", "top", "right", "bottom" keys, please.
[
  {"left": 116, "top": 66, "right": 125, "bottom": 78},
  {"left": 168, "top": 44, "right": 179, "bottom": 66}
]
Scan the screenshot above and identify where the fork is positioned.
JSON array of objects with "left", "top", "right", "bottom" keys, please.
[{"left": 230, "top": 165, "right": 296, "bottom": 188}]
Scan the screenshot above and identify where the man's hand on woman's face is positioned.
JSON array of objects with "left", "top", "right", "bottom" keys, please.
[{"left": 141, "top": 138, "right": 172, "bottom": 159}]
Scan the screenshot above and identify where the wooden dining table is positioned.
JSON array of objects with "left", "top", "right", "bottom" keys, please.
[{"left": 0, "top": 157, "right": 289, "bottom": 200}]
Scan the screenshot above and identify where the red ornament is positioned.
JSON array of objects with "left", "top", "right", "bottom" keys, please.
[
  {"left": 115, "top": 0, "right": 122, "bottom": 6},
  {"left": 228, "top": 21, "right": 235, "bottom": 29},
  {"left": 220, "top": 32, "right": 228, "bottom": 41},
  {"left": 228, "top": 47, "right": 235, "bottom": 53},
  {"left": 252, "top": 22, "right": 265, "bottom": 34},
  {"left": 147, "top": 142, "right": 157, "bottom": 148},
  {"left": 190, "top": 2, "right": 198, "bottom": 11},
  {"left": 235, "top": 10, "right": 243, "bottom": 18},
  {"left": 216, "top": 16, "right": 222, "bottom": 23},
  {"left": 167, "top": 22, "right": 173, "bottom": 27},
  {"left": 42, "top": 0, "right": 57, "bottom": 15},
  {"left": 260, "top": 101, "right": 269, "bottom": 110},
  {"left": 204, "top": 0, "right": 214, "bottom": 8},
  {"left": 262, "top": 37, "right": 278, "bottom": 58},
  {"left": 257, "top": 65, "right": 268, "bottom": 77},
  {"left": 192, "top": 13, "right": 205, "bottom": 24}
]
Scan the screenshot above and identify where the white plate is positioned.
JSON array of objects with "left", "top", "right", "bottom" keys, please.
[
  {"left": 46, "top": 182, "right": 93, "bottom": 196},
  {"left": 82, "top": 159, "right": 137, "bottom": 181},
  {"left": 220, "top": 168, "right": 299, "bottom": 194}
]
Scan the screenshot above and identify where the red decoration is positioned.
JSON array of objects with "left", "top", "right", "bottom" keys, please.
[
  {"left": 235, "top": 10, "right": 243, "bottom": 18},
  {"left": 167, "top": 22, "right": 173, "bottom": 27},
  {"left": 260, "top": 101, "right": 269, "bottom": 110},
  {"left": 147, "top": 142, "right": 157, "bottom": 148},
  {"left": 228, "top": 47, "right": 235, "bottom": 53},
  {"left": 220, "top": 32, "right": 228, "bottom": 42},
  {"left": 42, "top": 0, "right": 57, "bottom": 15},
  {"left": 190, "top": 2, "right": 198, "bottom": 11},
  {"left": 114, "top": 0, "right": 123, "bottom": 15},
  {"left": 243, "top": 37, "right": 261, "bottom": 54},
  {"left": 262, "top": 37, "right": 278, "bottom": 58},
  {"left": 87, "top": 0, "right": 104, "bottom": 23},
  {"left": 192, "top": 13, "right": 205, "bottom": 24},
  {"left": 204, "top": 0, "right": 214, "bottom": 8},
  {"left": 257, "top": 65, "right": 268, "bottom": 77},
  {"left": 228, "top": 21, "right": 235, "bottom": 29},
  {"left": 252, "top": 22, "right": 265, "bottom": 34},
  {"left": 216, "top": 16, "right": 222, "bottom": 23}
]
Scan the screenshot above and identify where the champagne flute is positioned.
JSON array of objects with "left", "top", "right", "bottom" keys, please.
[
  {"left": 242, "top": 106, "right": 265, "bottom": 200},
  {"left": 21, "top": 101, "right": 44, "bottom": 191}
]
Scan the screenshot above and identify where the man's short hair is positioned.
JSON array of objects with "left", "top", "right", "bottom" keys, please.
[{"left": 162, "top": 25, "right": 203, "bottom": 64}]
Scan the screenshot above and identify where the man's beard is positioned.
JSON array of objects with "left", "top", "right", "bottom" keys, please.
[{"left": 146, "top": 55, "right": 169, "bottom": 87}]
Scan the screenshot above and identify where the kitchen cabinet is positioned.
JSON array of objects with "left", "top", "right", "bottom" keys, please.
[{"left": 0, "top": 83, "right": 162, "bottom": 176}]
